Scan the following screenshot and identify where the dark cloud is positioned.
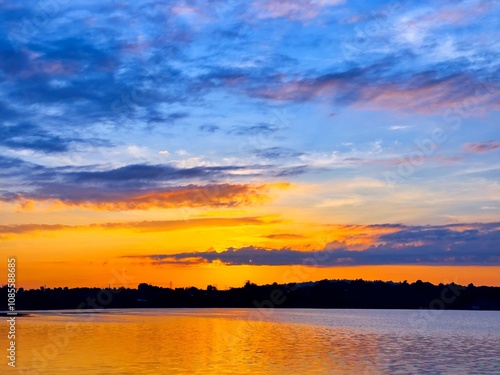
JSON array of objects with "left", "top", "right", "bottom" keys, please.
[
  {"left": 0, "top": 152, "right": 304, "bottom": 209},
  {"left": 0, "top": 157, "right": 250, "bottom": 186},
  {"left": 199, "top": 124, "right": 220, "bottom": 133},
  {"left": 127, "top": 223, "right": 500, "bottom": 266},
  {"left": 146, "top": 112, "right": 189, "bottom": 126},
  {"left": 68, "top": 164, "right": 244, "bottom": 183},
  {"left": 0, "top": 122, "right": 109, "bottom": 153},
  {"left": 252, "top": 147, "right": 303, "bottom": 159},
  {"left": 0, "top": 155, "right": 34, "bottom": 170},
  {"left": 0, "top": 150, "right": 294, "bottom": 209},
  {"left": 378, "top": 227, "right": 481, "bottom": 243},
  {"left": 228, "top": 123, "right": 281, "bottom": 136},
  {"left": 273, "top": 165, "right": 309, "bottom": 177}
]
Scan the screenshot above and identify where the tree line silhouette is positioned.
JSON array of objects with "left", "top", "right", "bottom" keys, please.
[{"left": 2, "top": 279, "right": 500, "bottom": 311}]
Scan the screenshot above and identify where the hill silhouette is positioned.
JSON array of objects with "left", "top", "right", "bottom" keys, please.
[{"left": 2, "top": 279, "right": 500, "bottom": 311}]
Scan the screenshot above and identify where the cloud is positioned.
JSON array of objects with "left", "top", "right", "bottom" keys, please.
[
  {"left": 0, "top": 151, "right": 311, "bottom": 211},
  {"left": 263, "top": 233, "right": 307, "bottom": 239},
  {"left": 2, "top": 182, "right": 290, "bottom": 211},
  {"left": 68, "top": 164, "right": 238, "bottom": 183},
  {"left": 316, "top": 197, "right": 363, "bottom": 208},
  {"left": 146, "top": 112, "right": 189, "bottom": 126},
  {"left": 228, "top": 122, "right": 281, "bottom": 136},
  {"left": 415, "top": 1, "right": 494, "bottom": 27},
  {"left": 0, "top": 122, "right": 110, "bottom": 153},
  {"left": 124, "top": 246, "right": 309, "bottom": 266},
  {"left": 245, "top": 67, "right": 500, "bottom": 113},
  {"left": 464, "top": 141, "right": 500, "bottom": 154},
  {"left": 125, "top": 222, "right": 500, "bottom": 266},
  {"left": 388, "top": 125, "right": 412, "bottom": 130},
  {"left": 199, "top": 124, "right": 220, "bottom": 133},
  {"left": 0, "top": 216, "right": 273, "bottom": 239},
  {"left": 0, "top": 144, "right": 465, "bottom": 214},
  {"left": 0, "top": 155, "right": 34, "bottom": 171},
  {"left": 252, "top": 147, "right": 303, "bottom": 159},
  {"left": 0, "top": 224, "right": 71, "bottom": 236},
  {"left": 250, "top": 0, "right": 345, "bottom": 21}
]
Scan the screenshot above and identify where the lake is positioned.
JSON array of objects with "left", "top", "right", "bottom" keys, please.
[{"left": 7, "top": 309, "right": 500, "bottom": 374}]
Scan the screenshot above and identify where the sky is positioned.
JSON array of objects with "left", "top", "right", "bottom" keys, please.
[{"left": 0, "top": 0, "right": 499, "bottom": 289}]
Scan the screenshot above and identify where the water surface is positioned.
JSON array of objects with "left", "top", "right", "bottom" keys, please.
[{"left": 7, "top": 309, "right": 500, "bottom": 374}]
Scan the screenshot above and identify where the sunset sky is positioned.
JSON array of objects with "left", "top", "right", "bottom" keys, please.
[{"left": 1, "top": 0, "right": 499, "bottom": 289}]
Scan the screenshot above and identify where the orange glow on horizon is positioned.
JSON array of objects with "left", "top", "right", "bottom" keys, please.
[{"left": 2, "top": 182, "right": 499, "bottom": 291}]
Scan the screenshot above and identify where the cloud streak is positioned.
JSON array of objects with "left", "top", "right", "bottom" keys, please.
[
  {"left": 464, "top": 141, "right": 500, "bottom": 154},
  {"left": 250, "top": 0, "right": 345, "bottom": 21},
  {"left": 0, "top": 216, "right": 273, "bottom": 239},
  {"left": 245, "top": 69, "right": 500, "bottom": 113}
]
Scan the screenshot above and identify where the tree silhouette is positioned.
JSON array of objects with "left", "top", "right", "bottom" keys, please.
[{"left": 1, "top": 279, "right": 499, "bottom": 311}]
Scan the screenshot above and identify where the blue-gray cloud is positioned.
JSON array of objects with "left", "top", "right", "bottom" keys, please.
[
  {"left": 0, "top": 156, "right": 299, "bottom": 208},
  {"left": 0, "top": 122, "right": 110, "bottom": 153},
  {"left": 228, "top": 123, "right": 282, "bottom": 136},
  {"left": 252, "top": 147, "right": 304, "bottom": 159},
  {"left": 126, "top": 223, "right": 500, "bottom": 266}
]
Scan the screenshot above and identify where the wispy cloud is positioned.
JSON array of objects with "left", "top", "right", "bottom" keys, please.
[
  {"left": 464, "top": 141, "right": 500, "bottom": 154},
  {"left": 250, "top": 0, "right": 345, "bottom": 21},
  {"left": 0, "top": 216, "right": 273, "bottom": 239},
  {"left": 262, "top": 233, "right": 307, "bottom": 239},
  {"left": 245, "top": 69, "right": 500, "bottom": 113}
]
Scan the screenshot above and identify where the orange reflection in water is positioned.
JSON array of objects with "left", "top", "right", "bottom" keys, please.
[
  {"left": 11, "top": 310, "right": 383, "bottom": 375},
  {"left": 8, "top": 309, "right": 500, "bottom": 375}
]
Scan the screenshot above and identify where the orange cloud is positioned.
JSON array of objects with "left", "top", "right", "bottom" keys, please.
[
  {"left": 10, "top": 183, "right": 291, "bottom": 211},
  {"left": 0, "top": 216, "right": 277, "bottom": 240}
]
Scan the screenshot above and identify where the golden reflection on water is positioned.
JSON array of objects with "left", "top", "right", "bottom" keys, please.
[{"left": 6, "top": 309, "right": 500, "bottom": 374}]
